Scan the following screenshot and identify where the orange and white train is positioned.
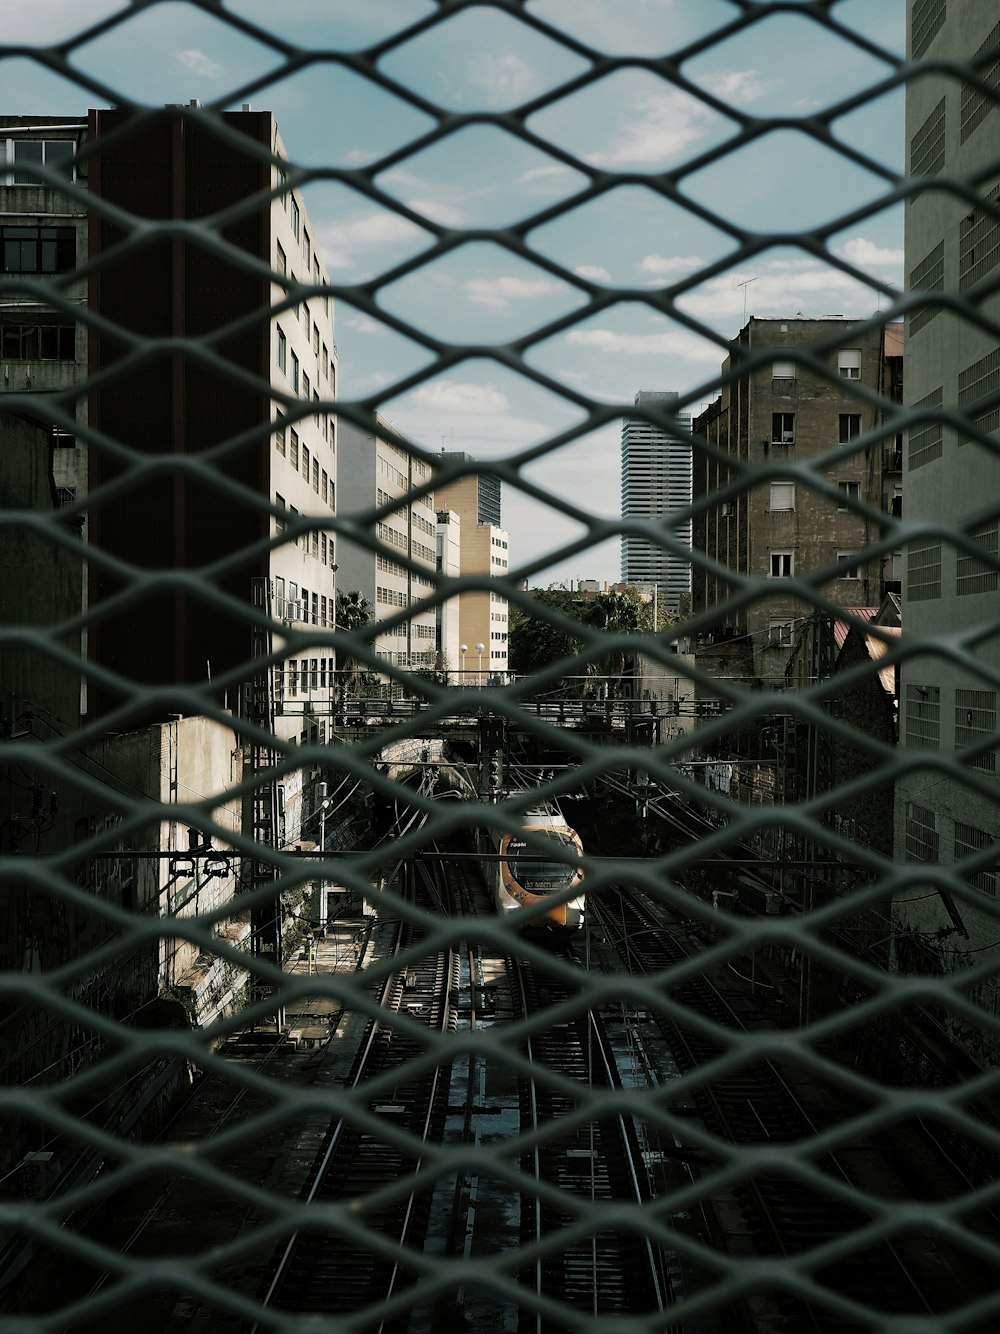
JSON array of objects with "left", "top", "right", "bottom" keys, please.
[{"left": 482, "top": 805, "right": 585, "bottom": 936}]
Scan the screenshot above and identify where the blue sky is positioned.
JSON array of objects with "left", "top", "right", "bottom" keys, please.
[{"left": 3, "top": 0, "right": 906, "bottom": 586}]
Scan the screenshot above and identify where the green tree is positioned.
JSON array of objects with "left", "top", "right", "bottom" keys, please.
[
  {"left": 335, "top": 589, "right": 374, "bottom": 697},
  {"left": 583, "top": 589, "right": 641, "bottom": 698},
  {"left": 507, "top": 590, "right": 585, "bottom": 688}
]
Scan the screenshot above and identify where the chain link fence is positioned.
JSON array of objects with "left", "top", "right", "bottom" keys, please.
[{"left": 2, "top": 1, "right": 1000, "bottom": 1330}]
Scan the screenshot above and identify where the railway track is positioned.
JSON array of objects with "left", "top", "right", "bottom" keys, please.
[
  {"left": 512, "top": 950, "right": 671, "bottom": 1329},
  {"left": 257, "top": 916, "right": 459, "bottom": 1326},
  {"left": 591, "top": 886, "right": 1000, "bottom": 1332}
]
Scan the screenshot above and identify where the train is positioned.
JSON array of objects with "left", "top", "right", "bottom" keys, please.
[{"left": 480, "top": 804, "right": 586, "bottom": 935}]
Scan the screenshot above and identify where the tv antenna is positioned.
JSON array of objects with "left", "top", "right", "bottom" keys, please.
[{"left": 734, "top": 274, "right": 758, "bottom": 321}]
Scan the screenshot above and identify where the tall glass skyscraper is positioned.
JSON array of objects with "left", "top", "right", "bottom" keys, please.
[{"left": 620, "top": 390, "right": 692, "bottom": 610}]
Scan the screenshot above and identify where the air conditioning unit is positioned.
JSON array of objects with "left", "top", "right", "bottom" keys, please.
[
  {"left": 283, "top": 600, "right": 301, "bottom": 623},
  {"left": 721, "top": 503, "right": 732, "bottom": 517}
]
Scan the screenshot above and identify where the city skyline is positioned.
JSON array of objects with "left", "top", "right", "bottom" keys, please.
[{"left": 2, "top": 1, "right": 906, "bottom": 583}]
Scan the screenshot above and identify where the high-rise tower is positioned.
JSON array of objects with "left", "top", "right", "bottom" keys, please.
[{"left": 620, "top": 390, "right": 692, "bottom": 611}]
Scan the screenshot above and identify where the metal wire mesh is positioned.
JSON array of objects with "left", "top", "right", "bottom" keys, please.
[{"left": 2, "top": 1, "right": 1000, "bottom": 1330}]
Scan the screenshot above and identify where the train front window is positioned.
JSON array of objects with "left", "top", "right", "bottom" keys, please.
[{"left": 506, "top": 831, "right": 577, "bottom": 893}]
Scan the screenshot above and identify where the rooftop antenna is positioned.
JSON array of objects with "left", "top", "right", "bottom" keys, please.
[{"left": 734, "top": 275, "right": 758, "bottom": 322}]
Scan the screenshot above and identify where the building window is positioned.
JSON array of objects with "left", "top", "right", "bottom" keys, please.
[
  {"left": 910, "top": 97, "right": 946, "bottom": 177},
  {"left": 909, "top": 388, "right": 944, "bottom": 468},
  {"left": 50, "top": 425, "right": 76, "bottom": 449},
  {"left": 909, "top": 240, "right": 945, "bottom": 333},
  {"left": 907, "top": 543, "right": 941, "bottom": 600},
  {"left": 0, "top": 321, "right": 75, "bottom": 359},
  {"left": 911, "top": 0, "right": 946, "bottom": 59},
  {"left": 837, "top": 552, "right": 860, "bottom": 577},
  {"left": 276, "top": 325, "right": 286, "bottom": 374},
  {"left": 1, "top": 224, "right": 75, "bottom": 274},
  {"left": 302, "top": 444, "right": 311, "bottom": 481},
  {"left": 839, "top": 414, "right": 862, "bottom": 443},
  {"left": 767, "top": 619, "right": 793, "bottom": 648},
  {"left": 955, "top": 688, "right": 997, "bottom": 772},
  {"left": 958, "top": 347, "right": 1000, "bottom": 449},
  {"left": 312, "top": 458, "right": 319, "bottom": 492},
  {"left": 769, "top": 481, "right": 795, "bottom": 511},
  {"left": 2, "top": 138, "right": 75, "bottom": 185},
  {"left": 960, "top": 184, "right": 1000, "bottom": 293},
  {"left": 276, "top": 242, "right": 286, "bottom": 276},
  {"left": 905, "top": 802, "right": 939, "bottom": 863},
  {"left": 303, "top": 230, "right": 311, "bottom": 267},
  {"left": 837, "top": 480, "right": 860, "bottom": 509},
  {"left": 961, "top": 18, "right": 1000, "bottom": 143},
  {"left": 772, "top": 360, "right": 795, "bottom": 380},
  {"left": 769, "top": 550, "right": 793, "bottom": 578},
  {"left": 954, "top": 821, "right": 999, "bottom": 897},
  {"left": 771, "top": 412, "right": 795, "bottom": 444},
  {"left": 290, "top": 196, "right": 300, "bottom": 240},
  {"left": 289, "top": 429, "right": 299, "bottom": 470},
  {"left": 274, "top": 493, "right": 286, "bottom": 532},
  {"left": 837, "top": 348, "right": 861, "bottom": 379},
  {"left": 291, "top": 350, "right": 300, "bottom": 393},
  {"left": 957, "top": 520, "right": 1000, "bottom": 596},
  {"left": 905, "top": 683, "right": 940, "bottom": 750}
]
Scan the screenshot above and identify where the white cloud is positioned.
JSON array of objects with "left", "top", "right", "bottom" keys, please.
[
  {"left": 389, "top": 377, "right": 558, "bottom": 455},
  {"left": 565, "top": 326, "right": 716, "bottom": 361},
  {"left": 835, "top": 237, "right": 905, "bottom": 270},
  {"left": 575, "top": 264, "right": 612, "bottom": 283},
  {"left": 518, "top": 164, "right": 576, "bottom": 185},
  {"left": 468, "top": 52, "right": 536, "bottom": 104},
  {"left": 638, "top": 253, "right": 704, "bottom": 278},
  {"left": 700, "top": 69, "right": 772, "bottom": 106},
  {"left": 464, "top": 275, "right": 565, "bottom": 309},
  {"left": 343, "top": 313, "right": 386, "bottom": 336},
  {"left": 676, "top": 258, "right": 892, "bottom": 332},
  {"left": 406, "top": 197, "right": 468, "bottom": 228},
  {"left": 408, "top": 380, "right": 511, "bottom": 418},
  {"left": 587, "top": 87, "right": 717, "bottom": 168},
  {"left": 176, "top": 49, "right": 225, "bottom": 80},
  {"left": 315, "top": 212, "right": 428, "bottom": 271}
]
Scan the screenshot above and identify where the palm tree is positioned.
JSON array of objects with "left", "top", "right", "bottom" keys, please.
[
  {"left": 335, "top": 590, "right": 374, "bottom": 701},
  {"left": 584, "top": 589, "right": 640, "bottom": 699}
]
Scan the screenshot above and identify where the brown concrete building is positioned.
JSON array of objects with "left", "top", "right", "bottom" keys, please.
[{"left": 692, "top": 316, "right": 904, "bottom": 682}]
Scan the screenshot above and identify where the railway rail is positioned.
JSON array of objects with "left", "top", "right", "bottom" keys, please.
[
  {"left": 512, "top": 951, "right": 671, "bottom": 1329},
  {"left": 257, "top": 911, "right": 459, "bottom": 1323},
  {"left": 591, "top": 886, "right": 1000, "bottom": 1332}
]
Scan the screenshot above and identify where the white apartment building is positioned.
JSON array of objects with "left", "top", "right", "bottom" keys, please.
[{"left": 336, "top": 415, "right": 438, "bottom": 675}]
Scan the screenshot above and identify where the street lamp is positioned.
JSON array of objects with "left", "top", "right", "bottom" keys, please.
[
  {"left": 460, "top": 644, "right": 468, "bottom": 684},
  {"left": 476, "top": 642, "right": 485, "bottom": 679}
]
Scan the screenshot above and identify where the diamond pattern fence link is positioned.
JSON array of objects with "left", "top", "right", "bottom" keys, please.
[{"left": 2, "top": 1, "right": 1000, "bottom": 1331}]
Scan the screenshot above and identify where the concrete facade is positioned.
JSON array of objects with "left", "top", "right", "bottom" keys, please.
[
  {"left": 692, "top": 317, "right": 903, "bottom": 682},
  {"left": 892, "top": 0, "right": 1000, "bottom": 1049},
  {"left": 434, "top": 460, "right": 511, "bottom": 681},
  {"left": 336, "top": 415, "right": 438, "bottom": 675}
]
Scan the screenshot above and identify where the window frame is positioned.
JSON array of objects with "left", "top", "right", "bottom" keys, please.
[
  {"left": 838, "top": 347, "right": 862, "bottom": 379},
  {"left": 837, "top": 480, "right": 860, "bottom": 511},
  {"left": 769, "top": 549, "right": 794, "bottom": 578},
  {"left": 839, "top": 413, "right": 863, "bottom": 443}
]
